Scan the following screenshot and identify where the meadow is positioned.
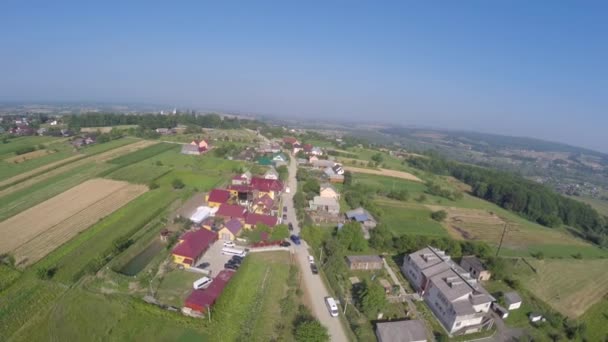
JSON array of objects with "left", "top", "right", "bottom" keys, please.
[
  {"left": 0, "top": 136, "right": 60, "bottom": 158},
  {"left": 375, "top": 199, "right": 448, "bottom": 237}
]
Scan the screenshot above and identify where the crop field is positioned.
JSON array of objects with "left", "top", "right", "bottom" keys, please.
[
  {"left": 80, "top": 125, "right": 139, "bottom": 133},
  {"left": 5, "top": 148, "right": 55, "bottom": 163},
  {"left": 0, "top": 139, "right": 155, "bottom": 196},
  {"left": 0, "top": 179, "right": 147, "bottom": 266},
  {"left": 580, "top": 298, "right": 608, "bottom": 341},
  {"left": 107, "top": 142, "right": 176, "bottom": 166},
  {"left": 107, "top": 162, "right": 172, "bottom": 184},
  {"left": 0, "top": 136, "right": 60, "bottom": 158},
  {"left": 345, "top": 166, "right": 422, "bottom": 182},
  {"left": 514, "top": 258, "right": 608, "bottom": 318},
  {"left": 375, "top": 199, "right": 448, "bottom": 236}
]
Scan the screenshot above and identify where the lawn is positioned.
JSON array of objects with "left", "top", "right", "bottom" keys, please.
[
  {"left": 512, "top": 258, "right": 608, "bottom": 318},
  {"left": 10, "top": 288, "right": 208, "bottom": 342},
  {"left": 580, "top": 298, "right": 608, "bottom": 341},
  {"left": 375, "top": 199, "right": 448, "bottom": 237},
  {"left": 36, "top": 187, "right": 180, "bottom": 284},
  {"left": 211, "top": 251, "right": 292, "bottom": 341},
  {"left": 0, "top": 163, "right": 115, "bottom": 221},
  {"left": 156, "top": 269, "right": 203, "bottom": 308}
]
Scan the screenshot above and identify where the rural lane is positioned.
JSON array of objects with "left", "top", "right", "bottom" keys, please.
[{"left": 282, "top": 155, "right": 350, "bottom": 342}]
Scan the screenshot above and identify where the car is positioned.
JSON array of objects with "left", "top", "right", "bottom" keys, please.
[
  {"left": 288, "top": 222, "right": 293, "bottom": 231},
  {"left": 325, "top": 297, "right": 339, "bottom": 317},
  {"left": 285, "top": 187, "right": 290, "bottom": 193},
  {"left": 310, "top": 263, "right": 319, "bottom": 274},
  {"left": 223, "top": 241, "right": 235, "bottom": 248},
  {"left": 280, "top": 240, "right": 291, "bottom": 247},
  {"left": 197, "top": 262, "right": 210, "bottom": 269},
  {"left": 308, "top": 255, "right": 315, "bottom": 264},
  {"left": 290, "top": 234, "right": 301, "bottom": 245},
  {"left": 283, "top": 206, "right": 287, "bottom": 213},
  {"left": 224, "top": 263, "right": 238, "bottom": 270},
  {"left": 193, "top": 276, "right": 213, "bottom": 290},
  {"left": 231, "top": 255, "right": 244, "bottom": 262},
  {"left": 282, "top": 214, "right": 288, "bottom": 220}
]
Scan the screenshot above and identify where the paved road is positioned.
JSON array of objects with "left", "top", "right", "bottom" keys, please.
[{"left": 282, "top": 155, "right": 349, "bottom": 342}]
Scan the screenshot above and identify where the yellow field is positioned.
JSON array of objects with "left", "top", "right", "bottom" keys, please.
[
  {"left": 0, "top": 179, "right": 147, "bottom": 266},
  {"left": 5, "top": 149, "right": 56, "bottom": 164},
  {"left": 518, "top": 258, "right": 608, "bottom": 318}
]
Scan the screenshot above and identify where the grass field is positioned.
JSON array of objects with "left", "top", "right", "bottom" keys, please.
[
  {"left": 107, "top": 142, "right": 176, "bottom": 166},
  {"left": 570, "top": 195, "right": 608, "bottom": 217},
  {"left": 107, "top": 162, "right": 172, "bottom": 184},
  {"left": 375, "top": 199, "right": 448, "bottom": 237},
  {"left": 211, "top": 251, "right": 292, "bottom": 341},
  {"left": 580, "top": 298, "right": 608, "bottom": 341},
  {"left": 0, "top": 136, "right": 60, "bottom": 158},
  {"left": 10, "top": 288, "right": 207, "bottom": 342},
  {"left": 0, "top": 265, "right": 20, "bottom": 291},
  {"left": 156, "top": 270, "right": 202, "bottom": 308},
  {"left": 513, "top": 258, "right": 608, "bottom": 318}
]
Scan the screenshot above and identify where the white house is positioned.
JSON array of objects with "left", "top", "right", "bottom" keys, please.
[
  {"left": 401, "top": 247, "right": 494, "bottom": 335},
  {"left": 320, "top": 183, "right": 340, "bottom": 199},
  {"left": 264, "top": 167, "right": 279, "bottom": 180},
  {"left": 504, "top": 292, "right": 522, "bottom": 311}
]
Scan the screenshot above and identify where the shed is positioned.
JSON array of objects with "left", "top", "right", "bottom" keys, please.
[
  {"left": 492, "top": 303, "right": 509, "bottom": 319},
  {"left": 529, "top": 312, "right": 543, "bottom": 323},
  {"left": 189, "top": 206, "right": 217, "bottom": 224},
  {"left": 504, "top": 291, "right": 522, "bottom": 310},
  {"left": 185, "top": 270, "right": 235, "bottom": 312}
]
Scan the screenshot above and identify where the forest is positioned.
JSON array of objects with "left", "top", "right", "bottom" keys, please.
[
  {"left": 64, "top": 113, "right": 261, "bottom": 130},
  {"left": 407, "top": 155, "right": 608, "bottom": 247}
]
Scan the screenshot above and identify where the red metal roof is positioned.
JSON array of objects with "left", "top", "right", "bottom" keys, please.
[
  {"left": 185, "top": 270, "right": 235, "bottom": 312},
  {"left": 228, "top": 184, "right": 253, "bottom": 192},
  {"left": 172, "top": 229, "right": 217, "bottom": 260},
  {"left": 216, "top": 204, "right": 248, "bottom": 219},
  {"left": 256, "top": 194, "right": 274, "bottom": 209},
  {"left": 245, "top": 212, "right": 278, "bottom": 227},
  {"left": 303, "top": 143, "right": 313, "bottom": 152},
  {"left": 283, "top": 137, "right": 298, "bottom": 144},
  {"left": 250, "top": 177, "right": 283, "bottom": 192},
  {"left": 208, "top": 189, "right": 231, "bottom": 204}
]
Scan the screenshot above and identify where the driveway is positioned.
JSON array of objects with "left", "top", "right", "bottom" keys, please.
[
  {"left": 282, "top": 155, "right": 350, "bottom": 342},
  {"left": 194, "top": 240, "right": 235, "bottom": 277}
]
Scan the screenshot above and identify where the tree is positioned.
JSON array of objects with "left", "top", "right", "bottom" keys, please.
[
  {"left": 294, "top": 319, "right": 329, "bottom": 342},
  {"left": 371, "top": 153, "right": 384, "bottom": 165},
  {"left": 369, "top": 224, "right": 393, "bottom": 251},
  {"left": 172, "top": 178, "right": 185, "bottom": 189},
  {"left": 343, "top": 171, "right": 353, "bottom": 186},
  {"left": 430, "top": 210, "right": 447, "bottom": 222},
  {"left": 271, "top": 224, "right": 290, "bottom": 241},
  {"left": 337, "top": 222, "right": 367, "bottom": 252},
  {"left": 360, "top": 280, "right": 387, "bottom": 319},
  {"left": 276, "top": 165, "right": 289, "bottom": 181},
  {"left": 303, "top": 178, "right": 320, "bottom": 195}
]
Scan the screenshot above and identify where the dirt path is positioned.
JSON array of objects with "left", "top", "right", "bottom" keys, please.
[
  {"left": 0, "top": 140, "right": 156, "bottom": 198},
  {"left": 344, "top": 166, "right": 422, "bottom": 182}
]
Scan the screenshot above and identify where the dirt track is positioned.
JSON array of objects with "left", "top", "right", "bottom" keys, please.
[
  {"left": 344, "top": 166, "right": 422, "bottom": 182},
  {"left": 0, "top": 140, "right": 156, "bottom": 197},
  {"left": 0, "top": 179, "right": 147, "bottom": 266}
]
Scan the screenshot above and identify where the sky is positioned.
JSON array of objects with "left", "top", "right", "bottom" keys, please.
[{"left": 1, "top": 1, "right": 607, "bottom": 152}]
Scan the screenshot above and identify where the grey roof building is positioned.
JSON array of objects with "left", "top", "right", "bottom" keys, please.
[
  {"left": 375, "top": 320, "right": 428, "bottom": 342},
  {"left": 309, "top": 196, "right": 340, "bottom": 215}
]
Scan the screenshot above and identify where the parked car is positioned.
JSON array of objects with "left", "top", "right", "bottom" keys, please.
[
  {"left": 193, "top": 276, "right": 213, "bottom": 290},
  {"left": 223, "top": 241, "right": 235, "bottom": 248},
  {"left": 283, "top": 206, "right": 287, "bottom": 212},
  {"left": 282, "top": 214, "right": 288, "bottom": 220},
  {"left": 231, "top": 255, "right": 244, "bottom": 262},
  {"left": 310, "top": 263, "right": 319, "bottom": 275},
  {"left": 308, "top": 255, "right": 315, "bottom": 264},
  {"left": 280, "top": 240, "right": 291, "bottom": 247},
  {"left": 290, "top": 234, "right": 301, "bottom": 245},
  {"left": 198, "top": 262, "right": 210, "bottom": 269},
  {"left": 285, "top": 187, "right": 290, "bottom": 193},
  {"left": 288, "top": 222, "right": 293, "bottom": 231},
  {"left": 224, "top": 263, "right": 238, "bottom": 270},
  {"left": 325, "top": 297, "right": 339, "bottom": 317}
]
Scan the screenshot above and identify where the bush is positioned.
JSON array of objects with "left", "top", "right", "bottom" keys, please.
[
  {"left": 15, "top": 146, "right": 35, "bottom": 155},
  {"left": 430, "top": 210, "right": 447, "bottom": 222},
  {"left": 172, "top": 178, "right": 185, "bottom": 189},
  {"left": 148, "top": 182, "right": 159, "bottom": 190},
  {"left": 36, "top": 266, "right": 58, "bottom": 280}
]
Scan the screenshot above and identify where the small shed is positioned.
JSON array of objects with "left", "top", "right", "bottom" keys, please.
[
  {"left": 529, "top": 312, "right": 543, "bottom": 323},
  {"left": 492, "top": 303, "right": 509, "bottom": 319},
  {"left": 504, "top": 291, "right": 522, "bottom": 310}
]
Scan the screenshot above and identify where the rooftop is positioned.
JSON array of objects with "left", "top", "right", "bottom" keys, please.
[
  {"left": 504, "top": 291, "right": 522, "bottom": 304},
  {"left": 172, "top": 229, "right": 217, "bottom": 259}
]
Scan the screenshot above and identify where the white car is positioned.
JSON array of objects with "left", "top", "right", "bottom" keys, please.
[
  {"left": 308, "top": 255, "right": 315, "bottom": 264},
  {"left": 223, "top": 241, "right": 235, "bottom": 248},
  {"left": 193, "top": 276, "right": 213, "bottom": 290},
  {"left": 285, "top": 187, "right": 291, "bottom": 193},
  {"left": 325, "top": 296, "right": 339, "bottom": 317}
]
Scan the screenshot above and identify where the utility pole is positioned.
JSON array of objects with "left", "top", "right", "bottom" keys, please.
[
  {"left": 343, "top": 297, "right": 348, "bottom": 315},
  {"left": 319, "top": 248, "right": 323, "bottom": 263},
  {"left": 496, "top": 223, "right": 508, "bottom": 257}
]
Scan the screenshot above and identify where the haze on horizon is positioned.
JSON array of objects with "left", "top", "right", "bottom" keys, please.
[{"left": 1, "top": 2, "right": 606, "bottom": 152}]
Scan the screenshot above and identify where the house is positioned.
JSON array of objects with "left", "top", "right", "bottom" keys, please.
[
  {"left": 218, "top": 219, "right": 244, "bottom": 241},
  {"left": 235, "top": 148, "right": 256, "bottom": 161},
  {"left": 309, "top": 196, "right": 340, "bottom": 215},
  {"left": 61, "top": 129, "right": 73, "bottom": 137},
  {"left": 310, "top": 146, "right": 323, "bottom": 156},
  {"left": 346, "top": 255, "right": 384, "bottom": 270},
  {"left": 12, "top": 125, "right": 34, "bottom": 136},
  {"left": 375, "top": 320, "right": 428, "bottom": 342},
  {"left": 401, "top": 247, "right": 494, "bottom": 335},
  {"left": 323, "top": 166, "right": 345, "bottom": 184},
  {"left": 302, "top": 144, "right": 313, "bottom": 153},
  {"left": 320, "top": 183, "right": 340, "bottom": 199},
  {"left": 308, "top": 155, "right": 319, "bottom": 163},
  {"left": 332, "top": 164, "right": 345, "bottom": 175},
  {"left": 206, "top": 189, "right": 232, "bottom": 207},
  {"left": 312, "top": 159, "right": 336, "bottom": 169},
  {"left": 504, "top": 292, "right": 522, "bottom": 310},
  {"left": 182, "top": 139, "right": 209, "bottom": 155},
  {"left": 460, "top": 256, "right": 491, "bottom": 281},
  {"left": 346, "top": 207, "right": 377, "bottom": 230},
  {"left": 181, "top": 144, "right": 202, "bottom": 155},
  {"left": 189, "top": 206, "right": 218, "bottom": 224},
  {"left": 49, "top": 120, "right": 58, "bottom": 126},
  {"left": 184, "top": 270, "right": 235, "bottom": 313},
  {"left": 37, "top": 127, "right": 47, "bottom": 136},
  {"left": 297, "top": 158, "right": 308, "bottom": 165},
  {"left": 250, "top": 177, "right": 283, "bottom": 197},
  {"left": 292, "top": 143, "right": 303, "bottom": 155},
  {"left": 215, "top": 204, "right": 248, "bottom": 221},
  {"left": 253, "top": 194, "right": 275, "bottom": 214},
  {"left": 263, "top": 167, "right": 279, "bottom": 180},
  {"left": 191, "top": 139, "right": 209, "bottom": 152},
  {"left": 227, "top": 185, "right": 254, "bottom": 206},
  {"left": 244, "top": 212, "right": 278, "bottom": 229},
  {"left": 231, "top": 171, "right": 252, "bottom": 186},
  {"left": 283, "top": 137, "right": 299, "bottom": 146},
  {"left": 71, "top": 138, "right": 85, "bottom": 148},
  {"left": 256, "top": 156, "right": 273, "bottom": 166},
  {"left": 172, "top": 229, "right": 218, "bottom": 268},
  {"left": 272, "top": 152, "right": 288, "bottom": 163}
]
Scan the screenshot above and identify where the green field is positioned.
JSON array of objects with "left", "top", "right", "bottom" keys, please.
[
  {"left": 107, "top": 162, "right": 172, "bottom": 184},
  {"left": 0, "top": 136, "right": 61, "bottom": 158},
  {"left": 580, "top": 298, "right": 608, "bottom": 341},
  {"left": 108, "top": 142, "right": 176, "bottom": 165},
  {"left": 570, "top": 195, "right": 608, "bottom": 217},
  {"left": 376, "top": 199, "right": 448, "bottom": 237},
  {"left": 156, "top": 270, "right": 203, "bottom": 308}
]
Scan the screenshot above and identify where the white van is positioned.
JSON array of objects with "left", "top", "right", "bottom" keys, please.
[
  {"left": 325, "top": 296, "right": 339, "bottom": 317},
  {"left": 221, "top": 247, "right": 247, "bottom": 257},
  {"left": 193, "top": 276, "right": 213, "bottom": 290}
]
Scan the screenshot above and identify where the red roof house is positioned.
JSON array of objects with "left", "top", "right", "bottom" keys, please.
[
  {"left": 172, "top": 229, "right": 218, "bottom": 267},
  {"left": 245, "top": 212, "right": 278, "bottom": 228},
  {"left": 184, "top": 270, "right": 235, "bottom": 312},
  {"left": 216, "top": 204, "right": 248, "bottom": 220},
  {"left": 283, "top": 137, "right": 299, "bottom": 145},
  {"left": 303, "top": 143, "right": 313, "bottom": 152},
  {"left": 207, "top": 189, "right": 231, "bottom": 206},
  {"left": 250, "top": 177, "right": 283, "bottom": 193}
]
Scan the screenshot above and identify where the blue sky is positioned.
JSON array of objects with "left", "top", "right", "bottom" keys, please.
[{"left": 1, "top": 1, "right": 607, "bottom": 152}]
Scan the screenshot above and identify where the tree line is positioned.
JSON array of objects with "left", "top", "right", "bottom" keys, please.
[
  {"left": 64, "top": 113, "right": 261, "bottom": 130},
  {"left": 407, "top": 155, "right": 608, "bottom": 247}
]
